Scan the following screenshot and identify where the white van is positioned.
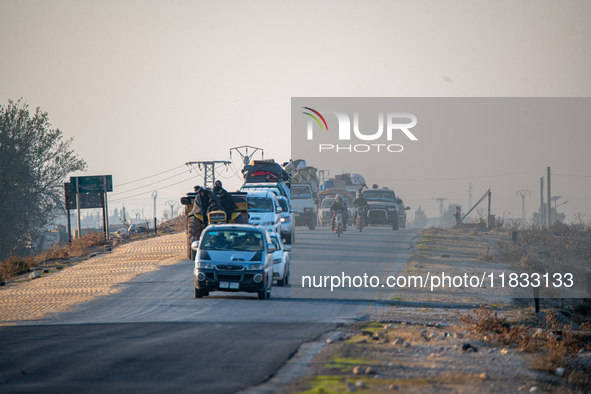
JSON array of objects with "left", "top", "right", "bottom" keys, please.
[{"left": 246, "top": 191, "right": 282, "bottom": 234}]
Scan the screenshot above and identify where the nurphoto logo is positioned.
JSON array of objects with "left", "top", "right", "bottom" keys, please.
[{"left": 302, "top": 107, "right": 418, "bottom": 153}]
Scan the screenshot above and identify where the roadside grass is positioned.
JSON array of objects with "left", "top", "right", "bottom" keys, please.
[
  {"left": 459, "top": 307, "right": 591, "bottom": 383},
  {"left": 476, "top": 247, "right": 495, "bottom": 262},
  {"left": 297, "top": 374, "right": 482, "bottom": 394},
  {"left": 0, "top": 230, "right": 108, "bottom": 282},
  {"left": 325, "top": 356, "right": 381, "bottom": 372}
]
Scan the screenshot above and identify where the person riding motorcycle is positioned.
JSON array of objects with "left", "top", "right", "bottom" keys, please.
[
  {"left": 352, "top": 187, "right": 368, "bottom": 225},
  {"left": 330, "top": 194, "right": 348, "bottom": 231}
]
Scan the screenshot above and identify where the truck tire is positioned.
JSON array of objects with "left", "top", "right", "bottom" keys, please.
[
  {"left": 392, "top": 217, "right": 399, "bottom": 231},
  {"left": 187, "top": 215, "right": 202, "bottom": 260}
]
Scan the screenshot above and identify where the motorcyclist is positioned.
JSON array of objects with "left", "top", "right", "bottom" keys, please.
[
  {"left": 330, "top": 194, "right": 348, "bottom": 231},
  {"left": 353, "top": 187, "right": 368, "bottom": 224}
]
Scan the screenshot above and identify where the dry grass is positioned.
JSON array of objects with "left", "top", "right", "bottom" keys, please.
[
  {"left": 0, "top": 231, "right": 108, "bottom": 282},
  {"left": 459, "top": 307, "right": 591, "bottom": 386}
]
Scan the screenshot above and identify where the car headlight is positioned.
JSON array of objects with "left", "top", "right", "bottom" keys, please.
[
  {"left": 273, "top": 258, "right": 282, "bottom": 265},
  {"left": 247, "top": 263, "right": 263, "bottom": 270},
  {"left": 197, "top": 262, "right": 213, "bottom": 269},
  {"left": 280, "top": 217, "right": 291, "bottom": 222}
]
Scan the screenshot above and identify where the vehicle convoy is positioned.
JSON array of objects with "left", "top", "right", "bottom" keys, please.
[
  {"left": 181, "top": 189, "right": 249, "bottom": 260},
  {"left": 269, "top": 232, "right": 291, "bottom": 286},
  {"left": 396, "top": 197, "right": 411, "bottom": 228},
  {"left": 191, "top": 224, "right": 275, "bottom": 299},
  {"left": 363, "top": 187, "right": 400, "bottom": 230},
  {"left": 245, "top": 191, "right": 282, "bottom": 234},
  {"left": 240, "top": 159, "right": 291, "bottom": 200},
  {"left": 285, "top": 160, "right": 319, "bottom": 230}
]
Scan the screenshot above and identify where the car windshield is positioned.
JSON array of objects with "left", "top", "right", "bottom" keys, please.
[
  {"left": 201, "top": 230, "right": 264, "bottom": 251},
  {"left": 278, "top": 199, "right": 289, "bottom": 212},
  {"left": 363, "top": 190, "right": 396, "bottom": 201},
  {"left": 291, "top": 185, "right": 311, "bottom": 199},
  {"left": 247, "top": 197, "right": 274, "bottom": 212},
  {"left": 321, "top": 199, "right": 335, "bottom": 208}
]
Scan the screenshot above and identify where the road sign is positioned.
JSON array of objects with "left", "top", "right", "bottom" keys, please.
[{"left": 70, "top": 175, "right": 113, "bottom": 194}]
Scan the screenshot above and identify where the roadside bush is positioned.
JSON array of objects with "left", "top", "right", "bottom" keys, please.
[
  {"left": 0, "top": 256, "right": 30, "bottom": 281},
  {"left": 0, "top": 230, "right": 108, "bottom": 282}
]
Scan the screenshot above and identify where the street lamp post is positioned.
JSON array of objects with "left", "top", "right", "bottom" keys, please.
[
  {"left": 555, "top": 200, "right": 569, "bottom": 216},
  {"left": 550, "top": 196, "right": 561, "bottom": 225}
]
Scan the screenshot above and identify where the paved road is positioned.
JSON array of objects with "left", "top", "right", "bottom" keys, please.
[{"left": 0, "top": 226, "right": 418, "bottom": 393}]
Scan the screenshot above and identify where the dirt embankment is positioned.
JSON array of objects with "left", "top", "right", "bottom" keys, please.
[{"left": 280, "top": 227, "right": 591, "bottom": 394}]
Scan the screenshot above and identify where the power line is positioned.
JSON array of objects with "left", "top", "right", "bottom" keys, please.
[
  {"left": 109, "top": 175, "right": 200, "bottom": 202},
  {"left": 114, "top": 164, "right": 186, "bottom": 187},
  {"left": 366, "top": 169, "right": 545, "bottom": 183},
  {"left": 110, "top": 169, "right": 192, "bottom": 196}
]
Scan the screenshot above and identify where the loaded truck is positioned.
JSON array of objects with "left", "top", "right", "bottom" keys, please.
[
  {"left": 180, "top": 190, "right": 249, "bottom": 260},
  {"left": 285, "top": 160, "right": 319, "bottom": 230}
]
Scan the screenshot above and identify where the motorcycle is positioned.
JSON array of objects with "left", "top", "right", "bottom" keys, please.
[
  {"left": 331, "top": 210, "right": 344, "bottom": 237},
  {"left": 355, "top": 206, "right": 368, "bottom": 232}
]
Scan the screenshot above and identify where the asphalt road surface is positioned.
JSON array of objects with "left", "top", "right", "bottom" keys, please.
[{"left": 0, "top": 226, "right": 418, "bottom": 394}]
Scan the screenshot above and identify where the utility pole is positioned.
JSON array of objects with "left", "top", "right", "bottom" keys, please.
[
  {"left": 487, "top": 189, "right": 492, "bottom": 228},
  {"left": 152, "top": 191, "right": 158, "bottom": 235},
  {"left": 516, "top": 189, "right": 530, "bottom": 228},
  {"left": 433, "top": 198, "right": 448, "bottom": 227},
  {"left": 547, "top": 167, "right": 552, "bottom": 227},
  {"left": 186, "top": 161, "right": 231, "bottom": 189},
  {"left": 467, "top": 182, "right": 473, "bottom": 220},
  {"left": 539, "top": 177, "right": 545, "bottom": 227},
  {"left": 166, "top": 200, "right": 178, "bottom": 219}
]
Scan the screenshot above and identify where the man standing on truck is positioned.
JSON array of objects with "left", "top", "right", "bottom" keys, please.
[
  {"left": 218, "top": 188, "right": 238, "bottom": 222},
  {"left": 213, "top": 180, "right": 223, "bottom": 194}
]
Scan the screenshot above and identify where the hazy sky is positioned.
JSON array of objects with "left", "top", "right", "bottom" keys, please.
[{"left": 1, "top": 0, "right": 590, "bottom": 223}]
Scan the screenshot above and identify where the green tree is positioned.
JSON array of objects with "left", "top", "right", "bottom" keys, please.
[
  {"left": 411, "top": 205, "right": 429, "bottom": 228},
  {"left": 0, "top": 99, "right": 86, "bottom": 259}
]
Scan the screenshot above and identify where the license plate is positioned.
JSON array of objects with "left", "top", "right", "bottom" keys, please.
[{"left": 219, "top": 282, "right": 239, "bottom": 289}]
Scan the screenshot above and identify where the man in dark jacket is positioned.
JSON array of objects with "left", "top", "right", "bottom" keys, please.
[
  {"left": 353, "top": 188, "right": 368, "bottom": 224},
  {"left": 218, "top": 188, "right": 238, "bottom": 222},
  {"left": 213, "top": 180, "right": 223, "bottom": 194},
  {"left": 190, "top": 186, "right": 221, "bottom": 225},
  {"left": 330, "top": 194, "right": 348, "bottom": 231}
]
